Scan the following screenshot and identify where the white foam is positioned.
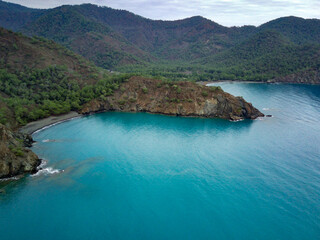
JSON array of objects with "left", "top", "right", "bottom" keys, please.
[
  {"left": 42, "top": 139, "right": 57, "bottom": 142},
  {"left": 32, "top": 167, "right": 63, "bottom": 177},
  {"left": 37, "top": 159, "right": 48, "bottom": 170},
  {"left": 32, "top": 159, "right": 63, "bottom": 177},
  {"left": 262, "top": 108, "right": 270, "bottom": 111},
  {"left": 0, "top": 176, "right": 20, "bottom": 182},
  {"left": 230, "top": 118, "right": 244, "bottom": 122}
]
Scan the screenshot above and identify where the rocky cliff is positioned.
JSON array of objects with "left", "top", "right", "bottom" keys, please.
[
  {"left": 0, "top": 124, "right": 40, "bottom": 179},
  {"left": 81, "top": 77, "right": 264, "bottom": 120}
]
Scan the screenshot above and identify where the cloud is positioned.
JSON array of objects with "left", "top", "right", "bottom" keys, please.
[{"left": 4, "top": 0, "right": 320, "bottom": 26}]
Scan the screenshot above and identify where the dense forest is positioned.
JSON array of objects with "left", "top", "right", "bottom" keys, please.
[{"left": 0, "top": 1, "right": 319, "bottom": 82}]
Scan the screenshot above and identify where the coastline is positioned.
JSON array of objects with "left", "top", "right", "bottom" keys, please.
[
  {"left": 197, "top": 80, "right": 264, "bottom": 85},
  {"left": 18, "top": 79, "right": 267, "bottom": 136},
  {"left": 19, "top": 111, "right": 81, "bottom": 135}
]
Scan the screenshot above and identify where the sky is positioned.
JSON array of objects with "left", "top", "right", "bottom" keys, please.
[{"left": 5, "top": 0, "right": 320, "bottom": 26}]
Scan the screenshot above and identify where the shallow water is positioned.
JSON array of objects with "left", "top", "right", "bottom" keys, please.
[{"left": 1, "top": 83, "right": 320, "bottom": 239}]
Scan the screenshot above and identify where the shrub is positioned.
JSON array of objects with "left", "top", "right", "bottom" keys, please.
[
  {"left": 201, "top": 91, "right": 208, "bottom": 97},
  {"left": 117, "top": 99, "right": 127, "bottom": 105},
  {"left": 129, "top": 98, "right": 137, "bottom": 103},
  {"left": 0, "top": 108, "right": 7, "bottom": 124},
  {"left": 9, "top": 146, "right": 24, "bottom": 157},
  {"left": 142, "top": 87, "right": 148, "bottom": 94},
  {"left": 209, "top": 86, "right": 222, "bottom": 92}
]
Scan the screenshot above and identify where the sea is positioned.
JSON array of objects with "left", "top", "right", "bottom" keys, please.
[{"left": 1, "top": 82, "right": 319, "bottom": 239}]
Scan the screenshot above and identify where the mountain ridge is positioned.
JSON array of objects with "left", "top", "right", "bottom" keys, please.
[{"left": 0, "top": 0, "right": 319, "bottom": 83}]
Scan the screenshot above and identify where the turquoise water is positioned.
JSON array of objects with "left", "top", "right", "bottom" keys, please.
[{"left": 1, "top": 83, "right": 320, "bottom": 239}]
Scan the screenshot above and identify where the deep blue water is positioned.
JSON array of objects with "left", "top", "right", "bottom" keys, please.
[{"left": 1, "top": 83, "right": 320, "bottom": 240}]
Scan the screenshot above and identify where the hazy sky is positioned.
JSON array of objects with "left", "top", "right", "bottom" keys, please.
[{"left": 5, "top": 0, "right": 320, "bottom": 26}]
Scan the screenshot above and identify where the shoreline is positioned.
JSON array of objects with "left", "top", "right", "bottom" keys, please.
[
  {"left": 197, "top": 80, "right": 264, "bottom": 85},
  {"left": 19, "top": 111, "right": 81, "bottom": 135},
  {"left": 198, "top": 80, "right": 320, "bottom": 86}
]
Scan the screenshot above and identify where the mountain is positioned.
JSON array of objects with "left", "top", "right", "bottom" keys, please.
[
  {"left": 0, "top": 1, "right": 44, "bottom": 31},
  {"left": 197, "top": 30, "right": 320, "bottom": 81},
  {"left": 21, "top": 5, "right": 154, "bottom": 69},
  {"left": 0, "top": 2, "right": 258, "bottom": 66},
  {"left": 0, "top": 1, "right": 319, "bottom": 82},
  {"left": 259, "top": 16, "right": 320, "bottom": 45}
]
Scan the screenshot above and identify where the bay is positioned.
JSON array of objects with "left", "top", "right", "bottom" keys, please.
[{"left": 1, "top": 83, "right": 320, "bottom": 240}]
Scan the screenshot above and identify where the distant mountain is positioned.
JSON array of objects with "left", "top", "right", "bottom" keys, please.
[
  {"left": 0, "top": 1, "right": 44, "bottom": 31},
  {"left": 259, "top": 16, "right": 320, "bottom": 44},
  {"left": 0, "top": 2, "right": 258, "bottom": 65},
  {"left": 198, "top": 30, "right": 320, "bottom": 80},
  {"left": 21, "top": 5, "right": 154, "bottom": 69},
  {"left": 0, "top": 1, "right": 319, "bottom": 82}
]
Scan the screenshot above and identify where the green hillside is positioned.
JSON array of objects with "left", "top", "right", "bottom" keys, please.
[
  {"left": 0, "top": 1, "right": 319, "bottom": 82},
  {"left": 0, "top": 27, "right": 131, "bottom": 128}
]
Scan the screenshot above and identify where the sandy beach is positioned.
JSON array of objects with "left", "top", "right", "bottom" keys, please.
[{"left": 19, "top": 111, "right": 81, "bottom": 135}]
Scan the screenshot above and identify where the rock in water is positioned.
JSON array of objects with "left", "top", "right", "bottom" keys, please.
[
  {"left": 81, "top": 77, "right": 264, "bottom": 120},
  {"left": 0, "top": 124, "right": 40, "bottom": 179}
]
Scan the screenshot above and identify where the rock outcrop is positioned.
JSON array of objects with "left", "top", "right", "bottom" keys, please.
[
  {"left": 81, "top": 77, "right": 264, "bottom": 120},
  {"left": 0, "top": 124, "right": 40, "bottom": 179}
]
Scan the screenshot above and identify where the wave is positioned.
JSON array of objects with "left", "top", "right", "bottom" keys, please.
[
  {"left": 229, "top": 119, "right": 244, "bottom": 122},
  {"left": 32, "top": 167, "right": 62, "bottom": 177},
  {"left": 32, "top": 159, "right": 63, "bottom": 177},
  {"left": 0, "top": 176, "right": 20, "bottom": 182}
]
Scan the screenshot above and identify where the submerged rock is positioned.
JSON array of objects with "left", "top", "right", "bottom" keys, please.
[
  {"left": 81, "top": 77, "right": 264, "bottom": 120},
  {"left": 0, "top": 124, "right": 40, "bottom": 179}
]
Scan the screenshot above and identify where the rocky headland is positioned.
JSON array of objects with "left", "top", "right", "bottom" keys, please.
[
  {"left": 0, "top": 124, "right": 40, "bottom": 179},
  {"left": 81, "top": 77, "right": 264, "bottom": 121},
  {"left": 0, "top": 76, "right": 264, "bottom": 179}
]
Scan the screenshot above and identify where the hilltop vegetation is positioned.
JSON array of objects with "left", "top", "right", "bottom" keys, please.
[{"left": 0, "top": 1, "right": 319, "bottom": 83}]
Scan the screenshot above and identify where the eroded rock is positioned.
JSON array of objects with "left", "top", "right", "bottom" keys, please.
[
  {"left": 0, "top": 124, "right": 40, "bottom": 179},
  {"left": 81, "top": 77, "right": 264, "bottom": 120}
]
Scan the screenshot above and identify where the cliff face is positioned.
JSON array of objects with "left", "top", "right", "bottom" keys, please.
[
  {"left": 81, "top": 77, "right": 264, "bottom": 120},
  {"left": 0, "top": 124, "right": 40, "bottom": 179}
]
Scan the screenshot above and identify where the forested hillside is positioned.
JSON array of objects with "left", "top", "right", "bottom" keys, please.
[
  {"left": 0, "top": 1, "right": 319, "bottom": 82},
  {"left": 0, "top": 27, "right": 131, "bottom": 128}
]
